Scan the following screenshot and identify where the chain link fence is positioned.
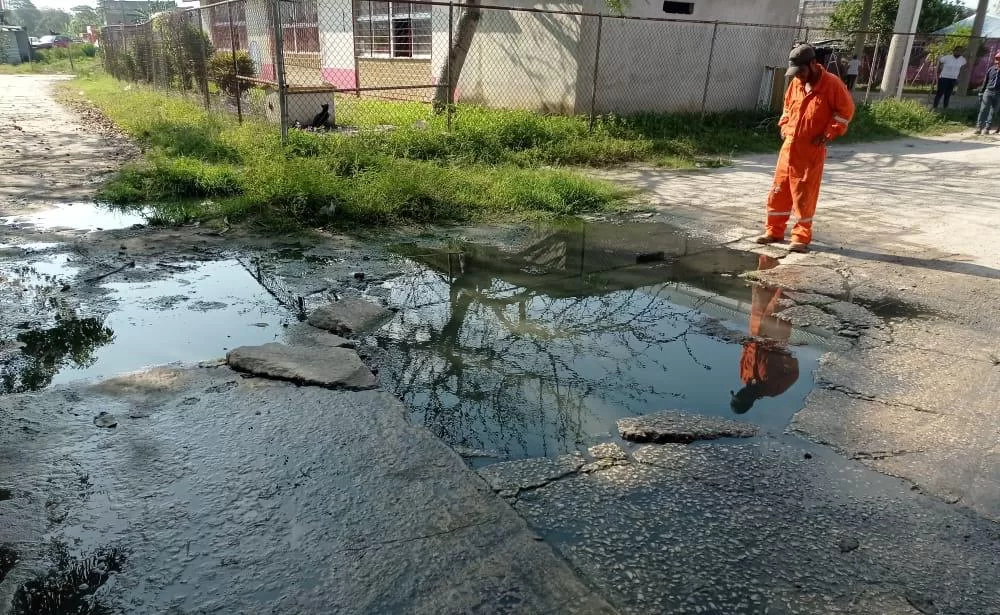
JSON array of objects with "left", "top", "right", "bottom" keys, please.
[{"left": 99, "top": 0, "right": 991, "bottom": 139}]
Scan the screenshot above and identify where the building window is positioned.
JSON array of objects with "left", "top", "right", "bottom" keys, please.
[
  {"left": 354, "top": 1, "right": 431, "bottom": 58},
  {"left": 281, "top": 0, "right": 320, "bottom": 54},
  {"left": 209, "top": 1, "right": 247, "bottom": 49}
]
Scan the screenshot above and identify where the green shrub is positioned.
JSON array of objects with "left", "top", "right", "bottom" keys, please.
[{"left": 207, "top": 50, "right": 254, "bottom": 98}]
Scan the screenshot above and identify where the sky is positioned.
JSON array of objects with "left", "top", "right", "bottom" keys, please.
[{"left": 27, "top": 0, "right": 987, "bottom": 16}]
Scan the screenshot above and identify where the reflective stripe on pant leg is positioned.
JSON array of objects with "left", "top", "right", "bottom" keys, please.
[
  {"left": 790, "top": 172, "right": 822, "bottom": 245},
  {"left": 766, "top": 173, "right": 793, "bottom": 239}
]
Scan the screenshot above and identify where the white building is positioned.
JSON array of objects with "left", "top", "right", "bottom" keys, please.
[{"left": 206, "top": 0, "right": 801, "bottom": 116}]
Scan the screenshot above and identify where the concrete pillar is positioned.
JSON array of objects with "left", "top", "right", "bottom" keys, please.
[
  {"left": 879, "top": 0, "right": 922, "bottom": 96},
  {"left": 957, "top": 0, "right": 989, "bottom": 95}
]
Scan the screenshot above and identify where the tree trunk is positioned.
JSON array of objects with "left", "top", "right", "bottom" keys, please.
[{"left": 433, "top": 0, "right": 481, "bottom": 112}]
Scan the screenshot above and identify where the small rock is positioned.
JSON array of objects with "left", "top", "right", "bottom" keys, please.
[
  {"left": 352, "top": 271, "right": 365, "bottom": 281},
  {"left": 837, "top": 536, "right": 860, "bottom": 553},
  {"left": 93, "top": 412, "right": 118, "bottom": 428},
  {"left": 905, "top": 593, "right": 938, "bottom": 614},
  {"left": 839, "top": 329, "right": 861, "bottom": 338},
  {"left": 804, "top": 452, "right": 813, "bottom": 459}
]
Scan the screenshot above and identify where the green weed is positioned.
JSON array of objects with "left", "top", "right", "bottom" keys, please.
[{"left": 71, "top": 75, "right": 969, "bottom": 231}]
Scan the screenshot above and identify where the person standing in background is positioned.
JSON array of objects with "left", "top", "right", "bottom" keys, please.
[
  {"left": 975, "top": 52, "right": 1000, "bottom": 135},
  {"left": 845, "top": 55, "right": 860, "bottom": 90},
  {"left": 934, "top": 47, "right": 968, "bottom": 110}
]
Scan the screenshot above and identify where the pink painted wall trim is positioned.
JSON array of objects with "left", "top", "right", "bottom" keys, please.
[{"left": 322, "top": 68, "right": 357, "bottom": 89}]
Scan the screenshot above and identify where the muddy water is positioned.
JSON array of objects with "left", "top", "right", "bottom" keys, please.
[
  {"left": 1, "top": 253, "right": 289, "bottom": 394},
  {"left": 3, "top": 211, "right": 827, "bottom": 461},
  {"left": 365, "top": 223, "right": 825, "bottom": 459}
]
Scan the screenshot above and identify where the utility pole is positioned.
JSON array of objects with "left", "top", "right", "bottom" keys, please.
[
  {"left": 957, "top": 0, "right": 990, "bottom": 96},
  {"left": 853, "top": 0, "right": 874, "bottom": 58},
  {"left": 880, "top": 0, "right": 923, "bottom": 96}
]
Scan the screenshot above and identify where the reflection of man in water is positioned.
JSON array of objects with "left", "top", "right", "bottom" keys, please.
[{"left": 731, "top": 256, "right": 799, "bottom": 414}]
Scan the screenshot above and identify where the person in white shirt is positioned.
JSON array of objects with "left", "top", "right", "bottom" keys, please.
[
  {"left": 844, "top": 55, "right": 861, "bottom": 90},
  {"left": 935, "top": 47, "right": 968, "bottom": 109}
]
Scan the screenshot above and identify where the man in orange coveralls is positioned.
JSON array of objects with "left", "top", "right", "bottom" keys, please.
[
  {"left": 731, "top": 256, "right": 799, "bottom": 414},
  {"left": 756, "top": 44, "right": 855, "bottom": 253}
]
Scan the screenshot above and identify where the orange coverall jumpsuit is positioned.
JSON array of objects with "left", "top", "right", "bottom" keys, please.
[
  {"left": 740, "top": 256, "right": 798, "bottom": 399},
  {"left": 766, "top": 67, "right": 855, "bottom": 245}
]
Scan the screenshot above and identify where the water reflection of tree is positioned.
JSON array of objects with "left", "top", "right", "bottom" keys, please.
[
  {"left": 0, "top": 266, "right": 114, "bottom": 395},
  {"left": 373, "top": 262, "right": 710, "bottom": 458}
]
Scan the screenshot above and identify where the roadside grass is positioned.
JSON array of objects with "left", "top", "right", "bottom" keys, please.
[
  {"left": 69, "top": 74, "right": 970, "bottom": 229},
  {"left": 73, "top": 76, "right": 628, "bottom": 229},
  {"left": 0, "top": 47, "right": 100, "bottom": 76}
]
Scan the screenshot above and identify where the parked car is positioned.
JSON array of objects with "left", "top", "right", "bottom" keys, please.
[{"left": 32, "top": 34, "right": 72, "bottom": 49}]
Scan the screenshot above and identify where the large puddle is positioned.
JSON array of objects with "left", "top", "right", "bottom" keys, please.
[
  {"left": 365, "top": 223, "right": 825, "bottom": 459},
  {"left": 2, "top": 218, "right": 828, "bottom": 460}
]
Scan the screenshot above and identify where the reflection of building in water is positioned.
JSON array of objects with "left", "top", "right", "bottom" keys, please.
[
  {"left": 731, "top": 255, "right": 799, "bottom": 415},
  {"left": 396, "top": 222, "right": 758, "bottom": 300}
]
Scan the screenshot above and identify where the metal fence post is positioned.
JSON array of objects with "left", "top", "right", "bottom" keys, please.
[
  {"left": 228, "top": 1, "right": 244, "bottom": 122},
  {"left": 588, "top": 13, "right": 603, "bottom": 133},
  {"left": 700, "top": 22, "right": 719, "bottom": 119},
  {"left": 271, "top": 0, "right": 288, "bottom": 142},
  {"left": 198, "top": 8, "right": 211, "bottom": 110},
  {"left": 447, "top": 2, "right": 454, "bottom": 131}
]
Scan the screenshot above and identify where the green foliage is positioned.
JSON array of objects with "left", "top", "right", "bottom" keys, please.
[
  {"left": 74, "top": 77, "right": 628, "bottom": 229},
  {"left": 829, "top": 0, "right": 970, "bottom": 36},
  {"left": 924, "top": 26, "right": 988, "bottom": 61},
  {"left": 70, "top": 75, "right": 969, "bottom": 231},
  {"left": 207, "top": 50, "right": 254, "bottom": 98},
  {"left": 152, "top": 11, "right": 213, "bottom": 91}
]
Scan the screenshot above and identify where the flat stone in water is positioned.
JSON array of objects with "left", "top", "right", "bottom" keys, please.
[
  {"left": 618, "top": 410, "right": 757, "bottom": 444},
  {"left": 227, "top": 343, "right": 376, "bottom": 389},
  {"left": 307, "top": 298, "right": 392, "bottom": 335}
]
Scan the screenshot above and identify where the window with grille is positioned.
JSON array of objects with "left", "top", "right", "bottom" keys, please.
[
  {"left": 354, "top": 1, "right": 432, "bottom": 58},
  {"left": 209, "top": 2, "right": 247, "bottom": 50},
  {"left": 280, "top": 0, "right": 320, "bottom": 54}
]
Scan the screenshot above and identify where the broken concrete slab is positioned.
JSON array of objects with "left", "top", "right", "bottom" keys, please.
[
  {"left": 479, "top": 454, "right": 585, "bottom": 494},
  {"left": 227, "top": 342, "right": 376, "bottom": 389},
  {"left": 823, "top": 301, "right": 882, "bottom": 329},
  {"left": 283, "top": 322, "right": 356, "bottom": 349},
  {"left": 307, "top": 298, "right": 393, "bottom": 335},
  {"left": 499, "top": 439, "right": 1000, "bottom": 615},
  {"left": 775, "top": 305, "right": 840, "bottom": 329},
  {"left": 588, "top": 443, "right": 628, "bottom": 461},
  {"left": 746, "top": 265, "right": 847, "bottom": 299},
  {"left": 783, "top": 290, "right": 837, "bottom": 306},
  {"left": 617, "top": 410, "right": 758, "bottom": 444},
  {"left": 0, "top": 368, "right": 617, "bottom": 614}
]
